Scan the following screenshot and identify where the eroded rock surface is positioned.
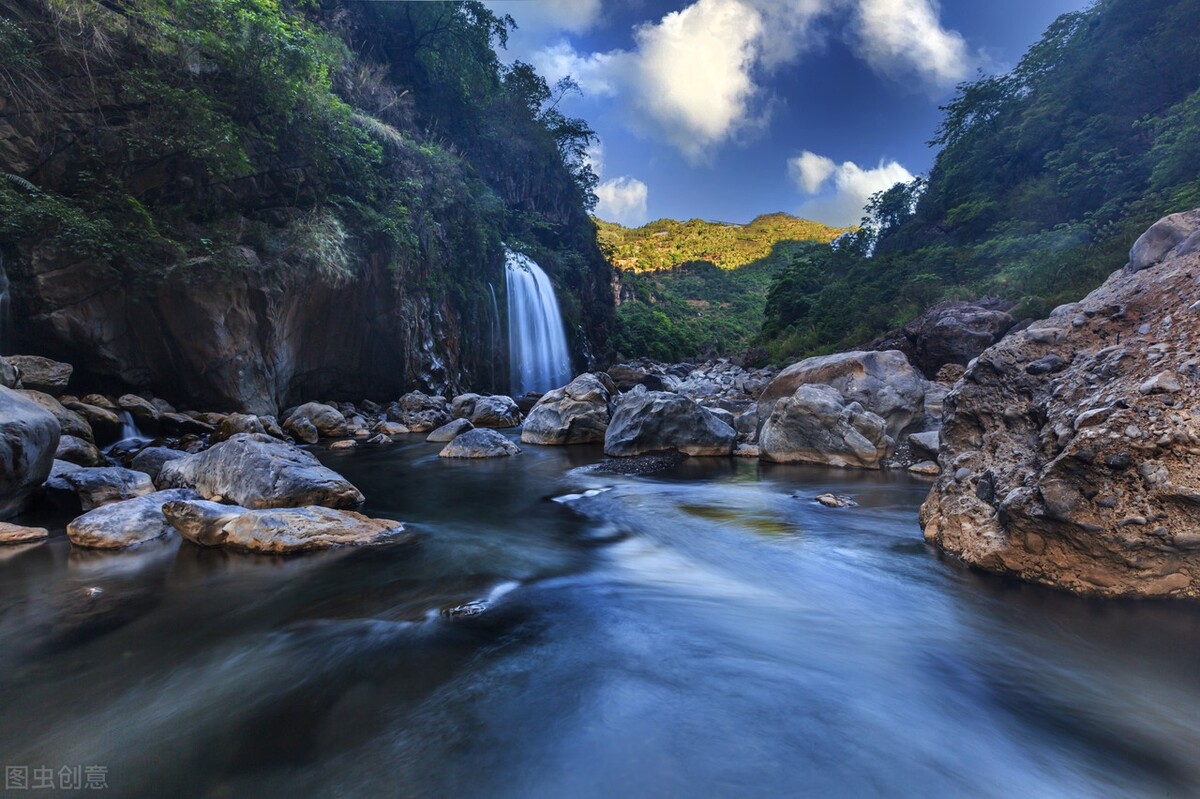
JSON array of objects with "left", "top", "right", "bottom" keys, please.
[
  {"left": 604, "top": 388, "right": 736, "bottom": 457},
  {"left": 522, "top": 373, "right": 614, "bottom": 445},
  {"left": 921, "top": 211, "right": 1200, "bottom": 599},
  {"left": 759, "top": 385, "right": 892, "bottom": 469}
]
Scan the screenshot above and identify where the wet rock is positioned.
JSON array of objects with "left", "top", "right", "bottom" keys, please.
[
  {"left": 427, "top": 418, "right": 474, "bottom": 443},
  {"left": 0, "top": 386, "right": 61, "bottom": 518},
  {"left": 165, "top": 501, "right": 408, "bottom": 553},
  {"left": 58, "top": 466, "right": 156, "bottom": 511},
  {"left": 922, "top": 211, "right": 1200, "bottom": 599},
  {"left": 63, "top": 400, "right": 123, "bottom": 441},
  {"left": 734, "top": 443, "right": 760, "bottom": 458},
  {"left": 521, "top": 373, "right": 614, "bottom": 445},
  {"left": 388, "top": 391, "right": 451, "bottom": 433},
  {"left": 758, "top": 350, "right": 932, "bottom": 441},
  {"left": 212, "top": 412, "right": 268, "bottom": 443},
  {"left": 118, "top": 394, "right": 161, "bottom": 428},
  {"left": 603, "top": 388, "right": 736, "bottom": 457},
  {"left": 439, "top": 429, "right": 522, "bottom": 459},
  {"left": 18, "top": 390, "right": 93, "bottom": 442},
  {"left": 283, "top": 402, "right": 347, "bottom": 439},
  {"left": 55, "top": 434, "right": 105, "bottom": 467},
  {"left": 909, "top": 461, "right": 940, "bottom": 476},
  {"left": 4, "top": 355, "right": 72, "bottom": 393},
  {"left": 158, "top": 433, "right": 365, "bottom": 509},
  {"left": 129, "top": 446, "right": 188, "bottom": 485},
  {"left": 289, "top": 416, "right": 319, "bottom": 444},
  {"left": 0, "top": 522, "right": 49, "bottom": 545},
  {"left": 372, "top": 420, "right": 410, "bottom": 437},
  {"left": 450, "top": 394, "right": 522, "bottom": 428},
  {"left": 759, "top": 384, "right": 892, "bottom": 469},
  {"left": 67, "top": 489, "right": 201, "bottom": 549},
  {"left": 329, "top": 440, "right": 356, "bottom": 451},
  {"left": 815, "top": 494, "right": 857, "bottom": 508}
]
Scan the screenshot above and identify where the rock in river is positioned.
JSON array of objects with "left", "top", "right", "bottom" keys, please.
[
  {"left": 427, "top": 418, "right": 474, "bottom": 443},
  {"left": 439, "top": 429, "right": 522, "bottom": 459},
  {"left": 522, "top": 373, "right": 614, "bottom": 446},
  {"left": 604, "top": 388, "right": 736, "bottom": 457},
  {"left": 57, "top": 466, "right": 157, "bottom": 511},
  {"left": 759, "top": 385, "right": 892, "bottom": 469},
  {"left": 163, "top": 501, "right": 408, "bottom": 554},
  {"left": 157, "top": 433, "right": 364, "bottom": 509},
  {"left": 67, "top": 489, "right": 202, "bottom": 549},
  {"left": 0, "top": 385, "right": 61, "bottom": 518}
]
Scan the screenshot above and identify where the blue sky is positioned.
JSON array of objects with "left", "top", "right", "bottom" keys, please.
[{"left": 484, "top": 0, "right": 1091, "bottom": 227}]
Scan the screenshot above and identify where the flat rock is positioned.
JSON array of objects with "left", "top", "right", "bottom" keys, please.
[
  {"left": 164, "top": 501, "right": 408, "bottom": 554},
  {"left": 157, "top": 433, "right": 364, "bottom": 509},
  {"left": 427, "top": 418, "right": 474, "bottom": 443},
  {"left": 66, "top": 488, "right": 201, "bottom": 549},
  {"left": 4, "top": 355, "right": 72, "bottom": 393},
  {"left": 0, "top": 522, "right": 49, "bottom": 545}
]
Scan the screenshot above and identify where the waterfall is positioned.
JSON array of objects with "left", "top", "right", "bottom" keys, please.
[
  {"left": 117, "top": 410, "right": 150, "bottom": 444},
  {"left": 488, "top": 282, "right": 500, "bottom": 393},
  {"left": 505, "top": 249, "right": 572, "bottom": 395}
]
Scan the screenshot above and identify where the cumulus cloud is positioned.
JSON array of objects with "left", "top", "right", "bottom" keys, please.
[
  {"left": 529, "top": 41, "right": 621, "bottom": 97},
  {"left": 853, "top": 0, "right": 971, "bottom": 87},
  {"left": 595, "top": 177, "right": 650, "bottom": 227},
  {"left": 789, "top": 151, "right": 914, "bottom": 227},
  {"left": 487, "top": 0, "right": 603, "bottom": 36}
]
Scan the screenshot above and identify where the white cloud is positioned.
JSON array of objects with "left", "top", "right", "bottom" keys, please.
[
  {"left": 595, "top": 177, "right": 650, "bottom": 226},
  {"left": 854, "top": 0, "right": 970, "bottom": 87},
  {"left": 789, "top": 151, "right": 914, "bottom": 227},
  {"left": 529, "top": 40, "right": 621, "bottom": 97},
  {"left": 487, "top": 0, "right": 603, "bottom": 36}
]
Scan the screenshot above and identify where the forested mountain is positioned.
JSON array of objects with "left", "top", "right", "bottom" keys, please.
[
  {"left": 760, "top": 0, "right": 1200, "bottom": 362},
  {"left": 599, "top": 214, "right": 845, "bottom": 361},
  {"left": 0, "top": 0, "right": 612, "bottom": 411}
]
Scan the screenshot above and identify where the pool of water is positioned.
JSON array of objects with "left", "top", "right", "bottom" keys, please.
[{"left": 1, "top": 434, "right": 1198, "bottom": 797}]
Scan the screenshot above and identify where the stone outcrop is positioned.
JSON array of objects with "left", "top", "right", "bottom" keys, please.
[
  {"left": 868, "top": 299, "right": 1016, "bottom": 378},
  {"left": 921, "top": 211, "right": 1200, "bottom": 600},
  {"left": 57, "top": 466, "right": 157, "bottom": 511},
  {"left": 3, "top": 355, "right": 72, "bottom": 393},
  {"left": 604, "top": 388, "right": 736, "bottom": 457},
  {"left": 759, "top": 385, "right": 892, "bottom": 469},
  {"left": 439, "top": 429, "right": 522, "bottom": 458},
  {"left": 0, "top": 386, "right": 61, "bottom": 518},
  {"left": 521, "top": 373, "right": 614, "bottom": 445},
  {"left": 66, "top": 488, "right": 201, "bottom": 549},
  {"left": 163, "top": 502, "right": 408, "bottom": 554},
  {"left": 758, "top": 350, "right": 932, "bottom": 442},
  {"left": 158, "top": 433, "right": 364, "bottom": 508}
]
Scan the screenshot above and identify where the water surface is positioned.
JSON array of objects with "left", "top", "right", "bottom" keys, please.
[{"left": 1, "top": 435, "right": 1198, "bottom": 797}]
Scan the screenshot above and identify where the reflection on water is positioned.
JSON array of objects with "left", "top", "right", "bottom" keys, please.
[{"left": 0, "top": 433, "right": 1197, "bottom": 798}]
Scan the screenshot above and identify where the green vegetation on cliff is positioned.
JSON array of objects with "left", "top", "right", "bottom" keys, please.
[
  {"left": 760, "top": 0, "right": 1200, "bottom": 362},
  {"left": 600, "top": 214, "right": 846, "bottom": 361}
]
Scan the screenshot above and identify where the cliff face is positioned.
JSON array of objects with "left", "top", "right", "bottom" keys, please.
[
  {"left": 0, "top": 0, "right": 612, "bottom": 412},
  {"left": 920, "top": 211, "right": 1200, "bottom": 600}
]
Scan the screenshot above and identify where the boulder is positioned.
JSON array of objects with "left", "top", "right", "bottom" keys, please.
[
  {"left": 606, "top": 364, "right": 665, "bottom": 392},
  {"left": 58, "top": 466, "right": 156, "bottom": 511},
  {"left": 603, "top": 389, "right": 736, "bottom": 457},
  {"left": 161, "top": 499, "right": 247, "bottom": 547},
  {"left": 0, "top": 358, "right": 19, "bottom": 389},
  {"left": 17, "top": 390, "right": 94, "bottom": 442},
  {"left": 521, "top": 373, "right": 613, "bottom": 445},
  {"left": 118, "top": 394, "right": 161, "bottom": 428},
  {"left": 439, "top": 429, "right": 522, "bottom": 459},
  {"left": 0, "top": 522, "right": 49, "bottom": 545},
  {"left": 4, "top": 355, "right": 72, "bottom": 393},
  {"left": 157, "top": 433, "right": 364, "bottom": 509},
  {"left": 868, "top": 300, "right": 1016, "bottom": 378},
  {"left": 0, "top": 386, "right": 61, "bottom": 518},
  {"left": 758, "top": 350, "right": 932, "bottom": 441},
  {"left": 388, "top": 391, "right": 451, "bottom": 433},
  {"left": 129, "top": 446, "right": 188, "bottom": 485},
  {"left": 921, "top": 211, "right": 1200, "bottom": 599},
  {"left": 289, "top": 416, "right": 319, "bottom": 444},
  {"left": 372, "top": 420, "right": 410, "bottom": 437},
  {"left": 427, "top": 418, "right": 474, "bottom": 443},
  {"left": 908, "top": 431, "right": 940, "bottom": 460},
  {"left": 63, "top": 400, "right": 123, "bottom": 441},
  {"left": 212, "top": 412, "right": 268, "bottom": 444},
  {"left": 55, "top": 434, "right": 105, "bottom": 467},
  {"left": 1126, "top": 209, "right": 1200, "bottom": 272},
  {"left": 283, "top": 402, "right": 348, "bottom": 439},
  {"left": 66, "top": 488, "right": 201, "bottom": 549},
  {"left": 167, "top": 504, "right": 407, "bottom": 554},
  {"left": 759, "top": 384, "right": 892, "bottom": 469},
  {"left": 455, "top": 394, "right": 521, "bottom": 428},
  {"left": 81, "top": 394, "right": 119, "bottom": 411}
]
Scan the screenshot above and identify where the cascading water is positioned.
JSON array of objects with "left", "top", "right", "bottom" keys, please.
[
  {"left": 488, "top": 282, "right": 500, "bottom": 393},
  {"left": 117, "top": 410, "right": 150, "bottom": 444},
  {"left": 505, "top": 249, "right": 572, "bottom": 394}
]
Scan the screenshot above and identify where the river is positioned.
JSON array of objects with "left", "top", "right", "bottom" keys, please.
[{"left": 1, "top": 435, "right": 1198, "bottom": 797}]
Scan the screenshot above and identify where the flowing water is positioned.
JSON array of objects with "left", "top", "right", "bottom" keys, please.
[
  {"left": 1, "top": 437, "right": 1198, "bottom": 798},
  {"left": 505, "top": 250, "right": 572, "bottom": 394}
]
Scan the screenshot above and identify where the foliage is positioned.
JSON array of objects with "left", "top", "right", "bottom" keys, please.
[{"left": 759, "top": 0, "right": 1200, "bottom": 363}]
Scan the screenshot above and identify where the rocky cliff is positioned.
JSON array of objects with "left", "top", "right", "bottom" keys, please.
[
  {"left": 0, "top": 0, "right": 613, "bottom": 413},
  {"left": 921, "top": 211, "right": 1200, "bottom": 599}
]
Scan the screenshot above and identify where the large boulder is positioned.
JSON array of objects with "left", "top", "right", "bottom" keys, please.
[
  {"left": 870, "top": 300, "right": 1016, "bottom": 379},
  {"left": 163, "top": 501, "right": 408, "bottom": 554},
  {"left": 4, "top": 355, "right": 72, "bottom": 393},
  {"left": 1126, "top": 209, "right": 1200, "bottom": 272},
  {"left": 921, "top": 212, "right": 1200, "bottom": 600},
  {"left": 758, "top": 350, "right": 932, "bottom": 441},
  {"left": 118, "top": 394, "right": 161, "bottom": 428},
  {"left": 212, "top": 413, "right": 268, "bottom": 444},
  {"left": 606, "top": 364, "right": 665, "bottom": 392},
  {"left": 0, "top": 358, "right": 19, "bottom": 389},
  {"left": 759, "top": 384, "right": 892, "bottom": 469},
  {"left": 450, "top": 394, "right": 522, "bottom": 428},
  {"left": 604, "top": 389, "right": 736, "bottom": 457},
  {"left": 129, "top": 446, "right": 189, "bottom": 485},
  {"left": 55, "top": 434, "right": 105, "bottom": 467},
  {"left": 522, "top": 373, "right": 614, "bottom": 445},
  {"left": 157, "top": 433, "right": 364, "bottom": 509},
  {"left": 62, "top": 400, "right": 123, "bottom": 441},
  {"left": 57, "top": 466, "right": 156, "bottom": 511},
  {"left": 283, "top": 402, "right": 348, "bottom": 439},
  {"left": 0, "top": 386, "right": 61, "bottom": 518},
  {"left": 18, "top": 390, "right": 94, "bottom": 442},
  {"left": 388, "top": 392, "right": 451, "bottom": 433},
  {"left": 66, "top": 489, "right": 201, "bottom": 549},
  {"left": 439, "top": 429, "right": 521, "bottom": 459}
]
